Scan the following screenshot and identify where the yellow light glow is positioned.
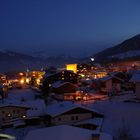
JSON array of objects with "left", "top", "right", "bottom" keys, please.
[
  {"left": 26, "top": 78, "right": 30, "bottom": 83},
  {"left": 19, "top": 72, "right": 23, "bottom": 76},
  {"left": 66, "top": 64, "right": 77, "bottom": 73},
  {"left": 20, "top": 79, "right": 24, "bottom": 84},
  {"left": 80, "top": 74, "right": 85, "bottom": 78},
  {"left": 36, "top": 79, "right": 40, "bottom": 85}
]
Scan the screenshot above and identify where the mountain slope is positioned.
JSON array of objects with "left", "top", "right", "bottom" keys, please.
[
  {"left": 0, "top": 51, "right": 80, "bottom": 72},
  {"left": 93, "top": 34, "right": 140, "bottom": 62}
]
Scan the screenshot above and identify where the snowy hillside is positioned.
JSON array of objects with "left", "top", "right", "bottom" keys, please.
[{"left": 110, "top": 50, "right": 140, "bottom": 59}]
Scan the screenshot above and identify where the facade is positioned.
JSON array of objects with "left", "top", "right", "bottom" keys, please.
[
  {"left": 99, "top": 75, "right": 123, "bottom": 93},
  {"left": 0, "top": 105, "right": 29, "bottom": 127},
  {"left": 52, "top": 81, "right": 77, "bottom": 94},
  {"left": 46, "top": 101, "right": 103, "bottom": 126},
  {"left": 44, "top": 70, "right": 79, "bottom": 85}
]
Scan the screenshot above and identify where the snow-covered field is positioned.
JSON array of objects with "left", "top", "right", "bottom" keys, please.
[{"left": 87, "top": 94, "right": 140, "bottom": 139}]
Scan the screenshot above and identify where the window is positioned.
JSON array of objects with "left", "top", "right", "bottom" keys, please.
[
  {"left": 58, "top": 117, "right": 61, "bottom": 121},
  {"left": 71, "top": 116, "right": 74, "bottom": 120},
  {"left": 76, "top": 116, "right": 79, "bottom": 120},
  {"left": 17, "top": 110, "right": 20, "bottom": 114}
]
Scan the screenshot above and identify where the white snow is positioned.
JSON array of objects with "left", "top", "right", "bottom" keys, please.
[
  {"left": 110, "top": 50, "right": 140, "bottom": 59},
  {"left": 85, "top": 93, "right": 140, "bottom": 139},
  {"left": 130, "top": 73, "right": 140, "bottom": 82},
  {"left": 24, "top": 125, "right": 113, "bottom": 140},
  {"left": 46, "top": 101, "right": 102, "bottom": 117}
]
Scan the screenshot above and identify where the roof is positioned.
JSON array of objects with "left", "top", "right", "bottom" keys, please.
[
  {"left": 0, "top": 99, "right": 30, "bottom": 109},
  {"left": 130, "top": 74, "right": 140, "bottom": 82},
  {"left": 46, "top": 101, "right": 103, "bottom": 117},
  {"left": 26, "top": 100, "right": 47, "bottom": 117},
  {"left": 99, "top": 75, "right": 123, "bottom": 82},
  {"left": 45, "top": 70, "right": 78, "bottom": 78},
  {"left": 24, "top": 125, "right": 112, "bottom": 140},
  {"left": 52, "top": 81, "right": 77, "bottom": 88}
]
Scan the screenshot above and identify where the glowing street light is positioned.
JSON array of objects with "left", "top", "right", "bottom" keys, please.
[{"left": 90, "top": 58, "right": 94, "bottom": 62}]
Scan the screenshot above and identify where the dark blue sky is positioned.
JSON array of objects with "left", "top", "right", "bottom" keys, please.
[{"left": 0, "top": 0, "right": 140, "bottom": 57}]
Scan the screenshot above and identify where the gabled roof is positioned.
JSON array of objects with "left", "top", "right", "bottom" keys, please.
[
  {"left": 130, "top": 74, "right": 140, "bottom": 82},
  {"left": 52, "top": 81, "right": 77, "bottom": 88},
  {"left": 24, "top": 125, "right": 113, "bottom": 140},
  {"left": 46, "top": 101, "right": 103, "bottom": 117},
  {"left": 0, "top": 99, "right": 30, "bottom": 109},
  {"left": 99, "top": 75, "right": 123, "bottom": 82}
]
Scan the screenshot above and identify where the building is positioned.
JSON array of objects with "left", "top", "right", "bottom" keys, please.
[
  {"left": 46, "top": 101, "right": 103, "bottom": 126},
  {"left": 66, "top": 64, "right": 77, "bottom": 74},
  {"left": 74, "top": 117, "right": 103, "bottom": 131},
  {"left": 44, "top": 70, "right": 79, "bottom": 84},
  {"left": 130, "top": 73, "right": 140, "bottom": 99},
  {"left": 99, "top": 75, "right": 123, "bottom": 94},
  {"left": 0, "top": 104, "right": 29, "bottom": 128},
  {"left": 24, "top": 125, "right": 113, "bottom": 140},
  {"left": 52, "top": 81, "right": 78, "bottom": 94}
]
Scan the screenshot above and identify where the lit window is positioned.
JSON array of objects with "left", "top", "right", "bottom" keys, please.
[
  {"left": 22, "top": 115, "right": 26, "bottom": 118},
  {"left": 7, "top": 113, "right": 11, "bottom": 117}
]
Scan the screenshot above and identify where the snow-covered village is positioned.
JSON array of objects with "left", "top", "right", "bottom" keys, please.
[
  {"left": 0, "top": 62, "right": 140, "bottom": 140},
  {"left": 1, "top": 0, "right": 140, "bottom": 140}
]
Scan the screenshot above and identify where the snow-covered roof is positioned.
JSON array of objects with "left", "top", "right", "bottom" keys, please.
[
  {"left": 46, "top": 101, "right": 103, "bottom": 117},
  {"left": 99, "top": 75, "right": 123, "bottom": 82},
  {"left": 130, "top": 74, "right": 140, "bottom": 82},
  {"left": 24, "top": 125, "right": 112, "bottom": 140},
  {"left": 0, "top": 99, "right": 30, "bottom": 109},
  {"left": 74, "top": 117, "right": 103, "bottom": 126},
  {"left": 52, "top": 81, "right": 77, "bottom": 88},
  {"left": 128, "top": 70, "right": 140, "bottom": 75},
  {"left": 26, "top": 100, "right": 47, "bottom": 117}
]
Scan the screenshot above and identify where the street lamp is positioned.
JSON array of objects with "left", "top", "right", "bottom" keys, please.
[
  {"left": 90, "top": 58, "right": 95, "bottom": 70},
  {"left": 90, "top": 58, "right": 94, "bottom": 62}
]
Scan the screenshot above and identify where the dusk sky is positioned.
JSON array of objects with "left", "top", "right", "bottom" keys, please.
[{"left": 0, "top": 0, "right": 140, "bottom": 57}]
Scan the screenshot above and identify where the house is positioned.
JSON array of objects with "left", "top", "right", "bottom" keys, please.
[
  {"left": 44, "top": 70, "right": 79, "bottom": 84},
  {"left": 130, "top": 74, "right": 140, "bottom": 99},
  {"left": 24, "top": 125, "right": 113, "bottom": 140},
  {"left": 52, "top": 81, "right": 78, "bottom": 94},
  {"left": 74, "top": 117, "right": 103, "bottom": 132},
  {"left": 99, "top": 75, "right": 123, "bottom": 94},
  {"left": 0, "top": 104, "right": 29, "bottom": 128},
  {"left": 45, "top": 101, "right": 103, "bottom": 126}
]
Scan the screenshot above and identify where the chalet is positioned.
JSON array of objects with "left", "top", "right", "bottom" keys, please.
[
  {"left": 0, "top": 104, "right": 29, "bottom": 128},
  {"left": 24, "top": 125, "right": 113, "bottom": 140},
  {"left": 130, "top": 74, "right": 140, "bottom": 99},
  {"left": 99, "top": 75, "right": 123, "bottom": 94},
  {"left": 74, "top": 117, "right": 103, "bottom": 131},
  {"left": 45, "top": 101, "right": 103, "bottom": 126},
  {"left": 52, "top": 81, "right": 78, "bottom": 94},
  {"left": 44, "top": 70, "right": 79, "bottom": 84}
]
